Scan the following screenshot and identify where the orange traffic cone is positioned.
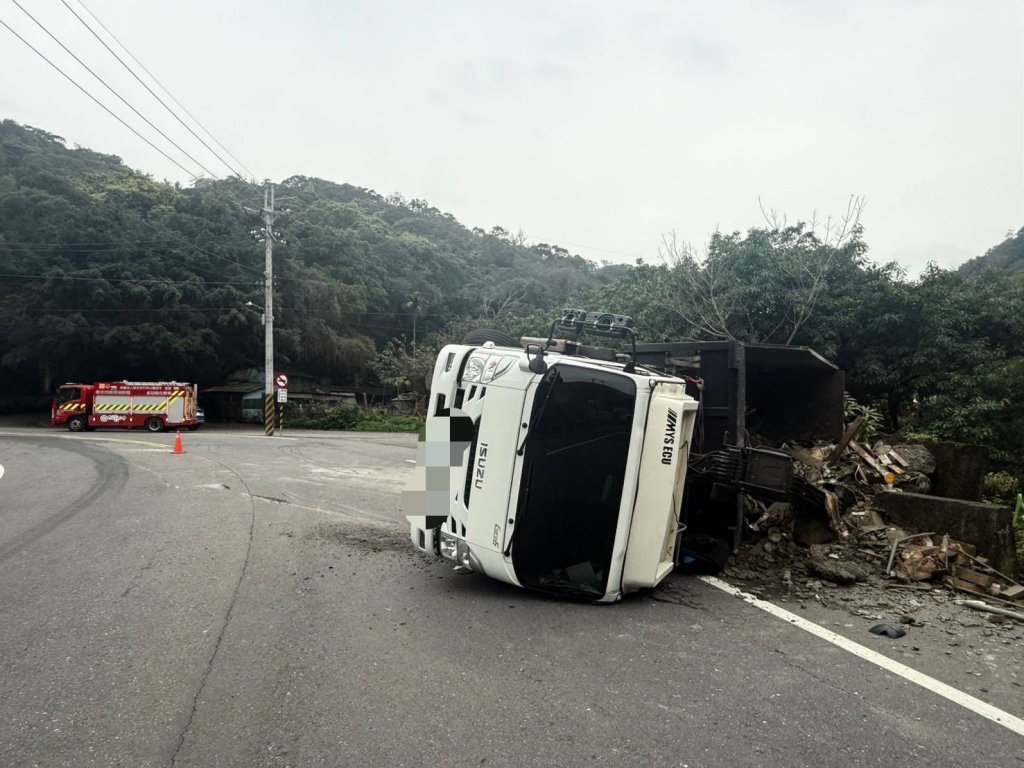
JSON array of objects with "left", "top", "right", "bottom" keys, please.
[{"left": 173, "top": 431, "right": 185, "bottom": 455}]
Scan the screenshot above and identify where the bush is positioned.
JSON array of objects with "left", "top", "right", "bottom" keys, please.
[
  {"left": 982, "top": 471, "right": 1021, "bottom": 503},
  {"left": 843, "top": 393, "right": 884, "bottom": 442},
  {"left": 982, "top": 474, "right": 1024, "bottom": 572},
  {"left": 286, "top": 402, "right": 422, "bottom": 433},
  {"left": 350, "top": 408, "right": 424, "bottom": 433},
  {"left": 288, "top": 403, "right": 363, "bottom": 430}
]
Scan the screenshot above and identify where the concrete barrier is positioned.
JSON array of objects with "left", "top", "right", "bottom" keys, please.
[{"left": 873, "top": 491, "right": 1018, "bottom": 579}]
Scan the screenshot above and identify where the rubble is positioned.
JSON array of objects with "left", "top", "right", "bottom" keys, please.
[
  {"left": 808, "top": 557, "right": 869, "bottom": 585},
  {"left": 721, "top": 429, "right": 1024, "bottom": 633}
]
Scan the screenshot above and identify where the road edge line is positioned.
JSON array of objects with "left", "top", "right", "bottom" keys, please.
[{"left": 698, "top": 575, "right": 1024, "bottom": 738}]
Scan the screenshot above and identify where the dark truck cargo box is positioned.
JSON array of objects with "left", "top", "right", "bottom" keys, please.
[{"left": 634, "top": 341, "right": 844, "bottom": 452}]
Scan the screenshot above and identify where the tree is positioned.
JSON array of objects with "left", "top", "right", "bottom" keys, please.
[
  {"left": 654, "top": 196, "right": 867, "bottom": 344},
  {"left": 0, "top": 119, "right": 611, "bottom": 400}
]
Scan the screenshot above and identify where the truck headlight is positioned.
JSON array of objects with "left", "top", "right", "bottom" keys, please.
[
  {"left": 462, "top": 354, "right": 486, "bottom": 383},
  {"left": 439, "top": 531, "right": 459, "bottom": 560}
]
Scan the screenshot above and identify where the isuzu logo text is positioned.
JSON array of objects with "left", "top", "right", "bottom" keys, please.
[
  {"left": 661, "top": 409, "right": 678, "bottom": 465},
  {"left": 474, "top": 443, "right": 488, "bottom": 489}
]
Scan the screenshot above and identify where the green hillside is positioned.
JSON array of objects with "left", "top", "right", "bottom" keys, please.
[
  {"left": 959, "top": 227, "right": 1024, "bottom": 279},
  {"left": 4, "top": 119, "right": 1024, "bottom": 463},
  {"left": 0, "top": 120, "right": 610, "bottom": 396}
]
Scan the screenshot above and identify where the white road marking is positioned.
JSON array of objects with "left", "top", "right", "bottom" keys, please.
[
  {"left": 699, "top": 575, "right": 1024, "bottom": 737},
  {"left": 0, "top": 464, "right": 5, "bottom": 482},
  {"left": 0, "top": 431, "right": 164, "bottom": 448},
  {"left": 404, "top": 459, "right": 416, "bottom": 464}
]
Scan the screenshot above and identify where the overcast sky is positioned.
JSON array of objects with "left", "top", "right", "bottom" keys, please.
[{"left": 1, "top": 0, "right": 1022, "bottom": 272}]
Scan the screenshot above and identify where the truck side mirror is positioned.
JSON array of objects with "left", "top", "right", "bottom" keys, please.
[{"left": 525, "top": 343, "right": 547, "bottom": 374}]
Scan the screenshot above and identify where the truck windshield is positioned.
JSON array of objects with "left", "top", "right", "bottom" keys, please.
[
  {"left": 512, "top": 365, "right": 637, "bottom": 599},
  {"left": 55, "top": 388, "right": 80, "bottom": 404}
]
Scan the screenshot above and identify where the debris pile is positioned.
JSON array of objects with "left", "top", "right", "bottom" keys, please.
[
  {"left": 886, "top": 532, "right": 1024, "bottom": 603},
  {"left": 722, "top": 422, "right": 1024, "bottom": 622}
]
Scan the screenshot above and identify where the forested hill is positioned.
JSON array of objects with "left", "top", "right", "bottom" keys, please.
[
  {"left": 959, "top": 227, "right": 1024, "bottom": 279},
  {"left": 0, "top": 120, "right": 614, "bottom": 396}
]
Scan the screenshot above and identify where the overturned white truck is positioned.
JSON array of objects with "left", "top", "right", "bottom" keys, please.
[{"left": 405, "top": 311, "right": 700, "bottom": 602}]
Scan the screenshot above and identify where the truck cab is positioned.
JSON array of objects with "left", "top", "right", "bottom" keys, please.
[
  {"left": 405, "top": 321, "right": 699, "bottom": 602},
  {"left": 51, "top": 383, "right": 95, "bottom": 431}
]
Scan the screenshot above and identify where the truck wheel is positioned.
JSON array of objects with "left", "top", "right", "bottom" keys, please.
[
  {"left": 461, "top": 329, "right": 520, "bottom": 347},
  {"left": 145, "top": 417, "right": 164, "bottom": 433},
  {"left": 68, "top": 415, "right": 86, "bottom": 432}
]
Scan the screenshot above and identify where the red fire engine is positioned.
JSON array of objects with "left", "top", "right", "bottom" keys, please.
[{"left": 51, "top": 381, "right": 200, "bottom": 432}]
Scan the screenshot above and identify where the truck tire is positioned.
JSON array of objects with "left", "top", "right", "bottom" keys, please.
[
  {"left": 145, "top": 417, "right": 164, "bottom": 433},
  {"left": 461, "top": 329, "right": 520, "bottom": 348},
  {"left": 67, "top": 415, "right": 86, "bottom": 432}
]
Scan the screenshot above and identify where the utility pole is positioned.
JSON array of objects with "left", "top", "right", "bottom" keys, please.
[{"left": 262, "top": 182, "right": 276, "bottom": 437}]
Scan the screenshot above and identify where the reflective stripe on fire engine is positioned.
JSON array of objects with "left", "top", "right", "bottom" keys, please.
[
  {"left": 59, "top": 403, "right": 85, "bottom": 411},
  {"left": 94, "top": 391, "right": 185, "bottom": 413}
]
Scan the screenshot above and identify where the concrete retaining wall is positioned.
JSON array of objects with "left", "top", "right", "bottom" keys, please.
[{"left": 873, "top": 491, "right": 1018, "bottom": 579}]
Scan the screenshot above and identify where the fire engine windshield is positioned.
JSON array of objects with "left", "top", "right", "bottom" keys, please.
[
  {"left": 511, "top": 364, "right": 636, "bottom": 599},
  {"left": 55, "top": 387, "right": 81, "bottom": 404}
]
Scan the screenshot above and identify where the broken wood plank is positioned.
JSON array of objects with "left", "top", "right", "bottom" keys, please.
[
  {"left": 887, "top": 448, "right": 911, "bottom": 468},
  {"left": 877, "top": 453, "right": 905, "bottom": 474},
  {"left": 957, "top": 549, "right": 1015, "bottom": 584},
  {"left": 826, "top": 416, "right": 865, "bottom": 466},
  {"left": 1001, "top": 584, "right": 1024, "bottom": 601},
  {"left": 850, "top": 441, "right": 891, "bottom": 479},
  {"left": 953, "top": 566, "right": 996, "bottom": 589}
]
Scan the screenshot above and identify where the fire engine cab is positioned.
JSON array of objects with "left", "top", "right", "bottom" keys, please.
[{"left": 51, "top": 381, "right": 200, "bottom": 433}]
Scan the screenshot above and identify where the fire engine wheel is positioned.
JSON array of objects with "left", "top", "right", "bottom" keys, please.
[
  {"left": 461, "top": 329, "right": 520, "bottom": 348},
  {"left": 67, "top": 415, "right": 86, "bottom": 432},
  {"left": 145, "top": 417, "right": 164, "bottom": 433}
]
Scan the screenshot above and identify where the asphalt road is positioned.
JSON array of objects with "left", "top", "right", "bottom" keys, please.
[{"left": 0, "top": 426, "right": 1021, "bottom": 767}]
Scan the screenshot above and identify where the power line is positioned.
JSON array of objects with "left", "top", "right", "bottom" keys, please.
[
  {"left": 11, "top": 0, "right": 220, "bottom": 179},
  {"left": 0, "top": 15, "right": 201, "bottom": 179},
  {"left": 61, "top": 0, "right": 250, "bottom": 181},
  {"left": 138, "top": 223, "right": 266, "bottom": 277},
  {"left": 0, "top": 272, "right": 258, "bottom": 286},
  {"left": 74, "top": 0, "right": 257, "bottom": 182},
  {"left": 0, "top": 236, "right": 256, "bottom": 251}
]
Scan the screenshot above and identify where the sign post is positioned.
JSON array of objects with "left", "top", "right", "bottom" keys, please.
[{"left": 275, "top": 374, "right": 288, "bottom": 433}]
